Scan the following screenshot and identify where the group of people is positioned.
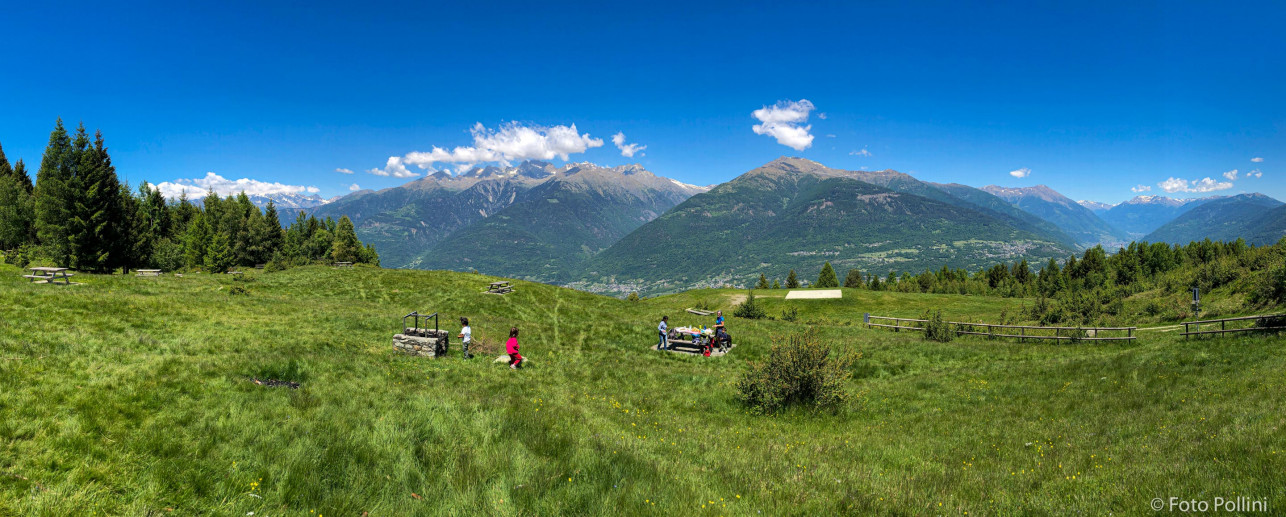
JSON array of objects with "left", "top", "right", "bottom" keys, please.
[
  {"left": 657, "top": 311, "right": 731, "bottom": 356},
  {"left": 456, "top": 317, "right": 523, "bottom": 369}
]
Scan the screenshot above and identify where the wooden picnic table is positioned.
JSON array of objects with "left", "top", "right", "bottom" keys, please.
[
  {"left": 486, "top": 281, "right": 514, "bottom": 294},
  {"left": 136, "top": 269, "right": 162, "bottom": 277},
  {"left": 23, "top": 267, "right": 74, "bottom": 285},
  {"left": 333, "top": 261, "right": 353, "bottom": 268}
]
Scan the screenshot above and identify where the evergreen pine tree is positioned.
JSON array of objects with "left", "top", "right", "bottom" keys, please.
[
  {"left": 204, "top": 230, "right": 234, "bottom": 273},
  {"left": 0, "top": 173, "right": 34, "bottom": 250},
  {"left": 0, "top": 141, "right": 11, "bottom": 178},
  {"left": 261, "top": 200, "right": 285, "bottom": 254},
  {"left": 67, "top": 129, "right": 126, "bottom": 273},
  {"left": 183, "top": 213, "right": 211, "bottom": 269},
  {"left": 34, "top": 119, "right": 76, "bottom": 265},
  {"left": 755, "top": 273, "right": 770, "bottom": 289},
  {"left": 844, "top": 268, "right": 864, "bottom": 288},
  {"left": 786, "top": 269, "right": 799, "bottom": 288},
  {"left": 816, "top": 261, "right": 839, "bottom": 288},
  {"left": 330, "top": 216, "right": 363, "bottom": 263},
  {"left": 771, "top": 279, "right": 780, "bottom": 289},
  {"left": 13, "top": 160, "right": 32, "bottom": 193}
]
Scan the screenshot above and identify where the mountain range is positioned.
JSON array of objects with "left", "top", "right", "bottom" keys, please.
[
  {"left": 300, "top": 156, "right": 1281, "bottom": 295},
  {"left": 574, "top": 158, "right": 1073, "bottom": 294},
  {"left": 310, "top": 161, "right": 706, "bottom": 271}
]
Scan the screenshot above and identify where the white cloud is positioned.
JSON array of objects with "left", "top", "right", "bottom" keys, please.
[
  {"left": 336, "top": 168, "right": 354, "bottom": 174},
  {"left": 817, "top": 112, "right": 827, "bottom": 120},
  {"left": 398, "top": 122, "right": 604, "bottom": 173},
  {"left": 154, "top": 172, "right": 321, "bottom": 200},
  {"left": 1159, "top": 177, "right": 1234, "bottom": 193},
  {"left": 349, "top": 184, "right": 361, "bottom": 191},
  {"left": 367, "top": 156, "right": 417, "bottom": 178},
  {"left": 1251, "top": 157, "right": 1264, "bottom": 163},
  {"left": 849, "top": 148, "right": 872, "bottom": 157},
  {"left": 751, "top": 99, "right": 816, "bottom": 151},
  {"left": 611, "top": 132, "right": 647, "bottom": 158},
  {"left": 1222, "top": 169, "right": 1238, "bottom": 181},
  {"left": 1131, "top": 184, "right": 1152, "bottom": 193},
  {"left": 1247, "top": 169, "right": 1263, "bottom": 178},
  {"left": 1009, "top": 167, "right": 1032, "bottom": 178},
  {"left": 824, "top": 134, "right": 836, "bottom": 138}
]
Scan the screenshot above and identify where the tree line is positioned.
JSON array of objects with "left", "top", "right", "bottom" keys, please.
[
  {"left": 0, "top": 119, "right": 378, "bottom": 272},
  {"left": 759, "top": 238, "right": 1286, "bottom": 325}
]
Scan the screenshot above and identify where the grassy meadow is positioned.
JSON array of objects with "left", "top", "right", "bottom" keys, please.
[{"left": 1, "top": 265, "right": 1284, "bottom": 515}]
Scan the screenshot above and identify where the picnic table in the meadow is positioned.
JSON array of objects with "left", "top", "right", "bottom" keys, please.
[
  {"left": 485, "top": 281, "right": 514, "bottom": 294},
  {"left": 333, "top": 261, "right": 353, "bottom": 268},
  {"left": 23, "top": 267, "right": 74, "bottom": 285},
  {"left": 136, "top": 269, "right": 162, "bottom": 277}
]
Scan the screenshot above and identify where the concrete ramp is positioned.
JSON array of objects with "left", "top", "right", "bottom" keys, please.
[{"left": 784, "top": 290, "right": 842, "bottom": 300}]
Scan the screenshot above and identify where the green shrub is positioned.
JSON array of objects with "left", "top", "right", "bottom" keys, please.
[
  {"left": 782, "top": 306, "right": 799, "bottom": 322},
  {"left": 626, "top": 292, "right": 640, "bottom": 303},
  {"left": 736, "top": 329, "right": 857, "bottom": 414},
  {"left": 922, "top": 310, "right": 954, "bottom": 343},
  {"left": 733, "top": 290, "right": 766, "bottom": 319},
  {"left": 229, "top": 285, "right": 249, "bottom": 296}
]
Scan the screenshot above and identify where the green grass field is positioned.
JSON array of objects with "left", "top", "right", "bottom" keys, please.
[{"left": 1, "top": 265, "right": 1283, "bottom": 515}]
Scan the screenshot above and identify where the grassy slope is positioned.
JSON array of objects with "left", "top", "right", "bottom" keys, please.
[{"left": 1, "top": 265, "right": 1284, "bottom": 515}]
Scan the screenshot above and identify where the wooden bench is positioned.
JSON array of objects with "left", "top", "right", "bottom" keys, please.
[
  {"left": 136, "top": 269, "right": 162, "bottom": 277},
  {"left": 254, "top": 264, "right": 266, "bottom": 270},
  {"left": 226, "top": 271, "right": 243, "bottom": 275},
  {"left": 333, "top": 262, "right": 353, "bottom": 268}
]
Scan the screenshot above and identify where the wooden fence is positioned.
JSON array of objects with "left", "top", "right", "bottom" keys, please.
[
  {"left": 1181, "top": 314, "right": 1286, "bottom": 337},
  {"left": 865, "top": 314, "right": 1136, "bottom": 342}
]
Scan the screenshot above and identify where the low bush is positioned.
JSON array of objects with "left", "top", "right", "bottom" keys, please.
[
  {"left": 782, "top": 306, "right": 799, "bottom": 322},
  {"left": 736, "top": 329, "right": 857, "bottom": 414},
  {"left": 922, "top": 310, "right": 954, "bottom": 342},
  {"left": 733, "top": 291, "right": 766, "bottom": 320}
]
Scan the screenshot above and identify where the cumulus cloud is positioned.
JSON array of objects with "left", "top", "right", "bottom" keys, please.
[
  {"left": 397, "top": 122, "right": 604, "bottom": 173},
  {"left": 611, "top": 132, "right": 647, "bottom": 158},
  {"left": 1247, "top": 169, "right": 1263, "bottom": 178},
  {"left": 1131, "top": 184, "right": 1152, "bottom": 193},
  {"left": 1159, "top": 177, "right": 1234, "bottom": 193},
  {"left": 336, "top": 168, "right": 354, "bottom": 174},
  {"left": 154, "top": 172, "right": 320, "bottom": 200},
  {"left": 1251, "top": 157, "right": 1264, "bottom": 163},
  {"left": 849, "top": 148, "right": 872, "bottom": 157},
  {"left": 1009, "top": 167, "right": 1032, "bottom": 178},
  {"left": 349, "top": 184, "right": 361, "bottom": 191},
  {"left": 1222, "top": 169, "right": 1239, "bottom": 181},
  {"left": 367, "top": 156, "right": 416, "bottom": 178},
  {"left": 817, "top": 112, "right": 828, "bottom": 120},
  {"left": 751, "top": 99, "right": 816, "bottom": 151}
]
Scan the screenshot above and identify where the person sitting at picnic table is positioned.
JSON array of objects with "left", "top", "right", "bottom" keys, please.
[
  {"left": 714, "top": 326, "right": 731, "bottom": 353},
  {"left": 657, "top": 316, "right": 669, "bottom": 351}
]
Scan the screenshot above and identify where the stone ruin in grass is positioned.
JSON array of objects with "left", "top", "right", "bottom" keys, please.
[{"left": 392, "top": 311, "right": 450, "bottom": 357}]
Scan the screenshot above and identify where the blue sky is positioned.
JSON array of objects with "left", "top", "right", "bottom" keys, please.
[{"left": 1, "top": 1, "right": 1282, "bottom": 203}]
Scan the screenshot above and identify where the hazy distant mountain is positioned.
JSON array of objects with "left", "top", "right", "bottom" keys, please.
[
  {"left": 1144, "top": 193, "right": 1284, "bottom": 244},
  {"left": 312, "top": 161, "right": 704, "bottom": 269},
  {"left": 982, "top": 185, "right": 1129, "bottom": 248},
  {"left": 417, "top": 163, "right": 706, "bottom": 281},
  {"left": 577, "top": 157, "right": 1073, "bottom": 295},
  {"left": 1100, "top": 195, "right": 1222, "bottom": 238},
  {"left": 1247, "top": 205, "right": 1286, "bottom": 245},
  {"left": 1077, "top": 200, "right": 1114, "bottom": 214}
]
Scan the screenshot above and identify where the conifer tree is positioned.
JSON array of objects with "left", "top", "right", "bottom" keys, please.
[
  {"left": 0, "top": 173, "right": 34, "bottom": 250},
  {"left": 68, "top": 129, "right": 126, "bottom": 272},
  {"left": 12, "top": 160, "right": 32, "bottom": 193},
  {"left": 261, "top": 200, "right": 285, "bottom": 252},
  {"left": 183, "top": 213, "right": 211, "bottom": 269},
  {"left": 772, "top": 279, "right": 780, "bottom": 289},
  {"left": 755, "top": 273, "right": 770, "bottom": 289},
  {"left": 204, "top": 230, "right": 234, "bottom": 273},
  {"left": 786, "top": 269, "right": 800, "bottom": 288},
  {"left": 816, "top": 261, "right": 839, "bottom": 288},
  {"left": 34, "top": 119, "right": 76, "bottom": 265},
  {"left": 330, "top": 215, "right": 363, "bottom": 263},
  {"left": 844, "top": 268, "right": 864, "bottom": 288},
  {"left": 0, "top": 141, "right": 11, "bottom": 179}
]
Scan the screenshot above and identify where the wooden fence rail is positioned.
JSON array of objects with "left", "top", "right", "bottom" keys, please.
[
  {"left": 1181, "top": 313, "right": 1286, "bottom": 337},
  {"left": 865, "top": 314, "right": 1136, "bottom": 342}
]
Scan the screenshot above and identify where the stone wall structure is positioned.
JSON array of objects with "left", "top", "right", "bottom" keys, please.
[{"left": 392, "top": 328, "right": 449, "bottom": 357}]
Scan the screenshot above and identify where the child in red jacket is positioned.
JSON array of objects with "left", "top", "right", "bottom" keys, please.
[{"left": 506, "top": 327, "right": 523, "bottom": 369}]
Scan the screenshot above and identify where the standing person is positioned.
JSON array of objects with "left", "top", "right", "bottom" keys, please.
[
  {"left": 658, "top": 315, "right": 669, "bottom": 351},
  {"left": 457, "top": 317, "right": 473, "bottom": 359},
  {"left": 506, "top": 327, "right": 523, "bottom": 369},
  {"left": 714, "top": 310, "right": 725, "bottom": 332}
]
